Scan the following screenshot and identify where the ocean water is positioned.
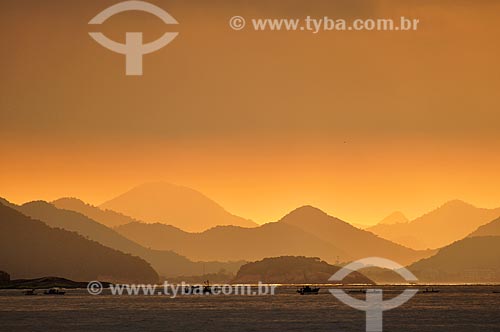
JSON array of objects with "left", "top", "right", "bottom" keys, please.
[{"left": 1, "top": 285, "right": 499, "bottom": 332}]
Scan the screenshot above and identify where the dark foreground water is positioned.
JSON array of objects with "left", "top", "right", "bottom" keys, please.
[{"left": 1, "top": 285, "right": 499, "bottom": 332}]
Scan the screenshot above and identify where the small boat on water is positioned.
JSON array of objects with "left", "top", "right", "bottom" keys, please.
[
  {"left": 186, "top": 280, "right": 216, "bottom": 294},
  {"left": 24, "top": 289, "right": 37, "bottom": 296},
  {"left": 422, "top": 288, "right": 440, "bottom": 293},
  {"left": 43, "top": 288, "right": 65, "bottom": 295},
  {"left": 188, "top": 285, "right": 213, "bottom": 294},
  {"left": 297, "top": 286, "right": 320, "bottom": 295}
]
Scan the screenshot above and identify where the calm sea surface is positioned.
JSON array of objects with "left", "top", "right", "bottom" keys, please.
[{"left": 1, "top": 285, "right": 499, "bottom": 332}]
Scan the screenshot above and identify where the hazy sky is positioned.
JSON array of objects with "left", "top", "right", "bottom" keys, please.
[{"left": 1, "top": 0, "right": 499, "bottom": 225}]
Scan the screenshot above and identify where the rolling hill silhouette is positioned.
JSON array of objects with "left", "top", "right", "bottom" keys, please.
[
  {"left": 468, "top": 217, "right": 500, "bottom": 237},
  {"left": 408, "top": 236, "right": 500, "bottom": 283},
  {"left": 100, "top": 182, "right": 258, "bottom": 232},
  {"left": 8, "top": 199, "right": 242, "bottom": 277},
  {"left": 53, "top": 197, "right": 138, "bottom": 228},
  {"left": 232, "top": 256, "right": 373, "bottom": 284},
  {"left": 115, "top": 206, "right": 431, "bottom": 265},
  {"left": 0, "top": 202, "right": 158, "bottom": 283},
  {"left": 367, "top": 200, "right": 500, "bottom": 250}
]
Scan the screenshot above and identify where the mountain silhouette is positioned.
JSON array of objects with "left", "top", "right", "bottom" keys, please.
[
  {"left": 53, "top": 197, "right": 139, "bottom": 228},
  {"left": 100, "top": 182, "right": 258, "bottom": 232},
  {"left": 378, "top": 211, "right": 409, "bottom": 225},
  {"left": 0, "top": 202, "right": 158, "bottom": 283},
  {"left": 408, "top": 236, "right": 500, "bottom": 283},
  {"left": 278, "top": 206, "right": 432, "bottom": 265},
  {"left": 367, "top": 200, "right": 500, "bottom": 250},
  {"left": 116, "top": 221, "right": 347, "bottom": 263},
  {"left": 232, "top": 256, "right": 374, "bottom": 284},
  {"left": 115, "top": 205, "right": 431, "bottom": 265},
  {"left": 9, "top": 199, "right": 242, "bottom": 277},
  {"left": 468, "top": 217, "right": 500, "bottom": 237}
]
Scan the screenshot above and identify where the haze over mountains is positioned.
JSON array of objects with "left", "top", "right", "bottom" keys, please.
[
  {"left": 3, "top": 198, "right": 242, "bottom": 277},
  {"left": 100, "top": 182, "right": 258, "bottom": 232},
  {"left": 0, "top": 202, "right": 159, "bottom": 283},
  {"left": 2, "top": 184, "right": 500, "bottom": 285},
  {"left": 279, "top": 206, "right": 432, "bottom": 264},
  {"left": 367, "top": 200, "right": 500, "bottom": 250},
  {"left": 115, "top": 206, "right": 431, "bottom": 266},
  {"left": 116, "top": 220, "right": 347, "bottom": 263}
]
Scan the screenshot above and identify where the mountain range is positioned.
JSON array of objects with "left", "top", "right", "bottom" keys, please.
[
  {"left": 2, "top": 184, "right": 499, "bottom": 284},
  {"left": 367, "top": 200, "right": 500, "bottom": 250},
  {"left": 1, "top": 198, "right": 243, "bottom": 277},
  {"left": 114, "top": 205, "right": 432, "bottom": 266},
  {"left": 0, "top": 202, "right": 158, "bottom": 283},
  {"left": 100, "top": 182, "right": 257, "bottom": 232}
]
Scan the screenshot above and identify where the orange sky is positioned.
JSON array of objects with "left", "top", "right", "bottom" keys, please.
[{"left": 1, "top": 0, "right": 499, "bottom": 225}]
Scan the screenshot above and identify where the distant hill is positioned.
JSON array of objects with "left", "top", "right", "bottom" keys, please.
[
  {"left": 9, "top": 199, "right": 243, "bottom": 277},
  {"left": 53, "top": 197, "right": 137, "bottom": 227},
  {"left": 378, "top": 211, "right": 409, "bottom": 225},
  {"left": 469, "top": 217, "right": 500, "bottom": 237},
  {"left": 408, "top": 236, "right": 500, "bottom": 283},
  {"left": 367, "top": 200, "right": 500, "bottom": 250},
  {"left": 100, "top": 182, "right": 258, "bottom": 232},
  {"left": 115, "top": 206, "right": 431, "bottom": 266},
  {"left": 232, "top": 256, "right": 373, "bottom": 284},
  {"left": 0, "top": 202, "right": 158, "bottom": 283}
]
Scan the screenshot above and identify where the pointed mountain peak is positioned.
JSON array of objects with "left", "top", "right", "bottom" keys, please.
[
  {"left": 379, "top": 211, "right": 408, "bottom": 225},
  {"left": 278, "top": 205, "right": 347, "bottom": 227},
  {"left": 283, "top": 205, "right": 329, "bottom": 219}
]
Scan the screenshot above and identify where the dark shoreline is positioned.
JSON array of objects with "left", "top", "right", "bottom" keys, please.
[{"left": 0, "top": 277, "right": 110, "bottom": 290}]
